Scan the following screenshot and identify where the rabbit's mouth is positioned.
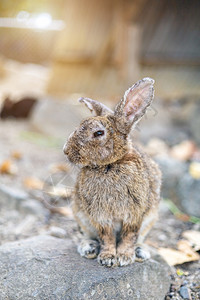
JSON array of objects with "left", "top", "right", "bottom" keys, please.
[
  {"left": 64, "top": 149, "right": 82, "bottom": 165},
  {"left": 63, "top": 142, "right": 80, "bottom": 163}
]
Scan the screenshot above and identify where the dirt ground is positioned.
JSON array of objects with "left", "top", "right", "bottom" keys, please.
[{"left": 0, "top": 119, "right": 199, "bottom": 300}]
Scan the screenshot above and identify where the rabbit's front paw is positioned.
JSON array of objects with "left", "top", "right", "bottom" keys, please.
[
  {"left": 117, "top": 250, "right": 135, "bottom": 267},
  {"left": 135, "top": 246, "right": 150, "bottom": 262},
  {"left": 97, "top": 250, "right": 117, "bottom": 267},
  {"left": 77, "top": 240, "right": 100, "bottom": 259}
]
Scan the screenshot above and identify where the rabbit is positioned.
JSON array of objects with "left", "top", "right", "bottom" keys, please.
[{"left": 63, "top": 77, "right": 161, "bottom": 267}]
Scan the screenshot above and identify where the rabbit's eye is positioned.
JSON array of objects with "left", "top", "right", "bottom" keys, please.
[{"left": 93, "top": 130, "right": 104, "bottom": 138}]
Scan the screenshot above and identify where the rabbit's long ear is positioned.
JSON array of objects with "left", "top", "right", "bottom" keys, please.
[
  {"left": 114, "top": 78, "right": 154, "bottom": 134},
  {"left": 79, "top": 97, "right": 113, "bottom": 116}
]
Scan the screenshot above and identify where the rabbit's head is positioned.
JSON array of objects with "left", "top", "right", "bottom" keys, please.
[{"left": 63, "top": 78, "right": 154, "bottom": 167}]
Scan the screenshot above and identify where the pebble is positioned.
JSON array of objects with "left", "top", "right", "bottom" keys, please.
[
  {"left": 179, "top": 285, "right": 191, "bottom": 300},
  {"left": 48, "top": 226, "right": 67, "bottom": 238},
  {"left": 0, "top": 184, "right": 28, "bottom": 205},
  {"left": 178, "top": 174, "right": 200, "bottom": 218},
  {"left": 158, "top": 234, "right": 167, "bottom": 241},
  {"left": 20, "top": 199, "right": 48, "bottom": 216},
  {"left": 170, "top": 284, "right": 177, "bottom": 292}
]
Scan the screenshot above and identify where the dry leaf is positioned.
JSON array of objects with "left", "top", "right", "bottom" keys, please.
[
  {"left": 51, "top": 207, "right": 73, "bottom": 217},
  {"left": 189, "top": 162, "right": 200, "bottom": 179},
  {"left": 175, "top": 213, "right": 190, "bottom": 222},
  {"left": 177, "top": 240, "right": 200, "bottom": 258},
  {"left": 41, "top": 199, "right": 73, "bottom": 217},
  {"left": 182, "top": 230, "right": 200, "bottom": 251},
  {"left": 23, "top": 177, "right": 44, "bottom": 190},
  {"left": 45, "top": 186, "right": 73, "bottom": 198},
  {"left": 11, "top": 150, "right": 22, "bottom": 160},
  {"left": 145, "top": 239, "right": 159, "bottom": 249},
  {"left": 158, "top": 247, "right": 199, "bottom": 266},
  {"left": 49, "top": 163, "right": 70, "bottom": 173},
  {"left": 171, "top": 140, "right": 196, "bottom": 161},
  {"left": 0, "top": 159, "right": 17, "bottom": 175}
]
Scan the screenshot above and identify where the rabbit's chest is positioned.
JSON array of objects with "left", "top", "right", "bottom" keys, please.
[{"left": 78, "top": 165, "right": 139, "bottom": 221}]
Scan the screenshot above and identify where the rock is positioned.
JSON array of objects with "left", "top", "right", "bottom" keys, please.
[
  {"left": 13, "top": 215, "right": 38, "bottom": 237},
  {"left": 0, "top": 184, "right": 28, "bottom": 209},
  {"left": 30, "top": 98, "right": 90, "bottom": 141},
  {"left": 145, "top": 138, "right": 169, "bottom": 157},
  {"left": 0, "top": 184, "right": 47, "bottom": 216},
  {"left": 164, "top": 97, "right": 200, "bottom": 146},
  {"left": 179, "top": 285, "right": 191, "bottom": 300},
  {"left": 135, "top": 100, "right": 174, "bottom": 144},
  {"left": 20, "top": 199, "right": 48, "bottom": 216},
  {"left": 135, "top": 99, "right": 193, "bottom": 145},
  {"left": 167, "top": 97, "right": 200, "bottom": 147},
  {"left": 189, "top": 102, "right": 200, "bottom": 146},
  {"left": 156, "top": 156, "right": 200, "bottom": 217},
  {"left": 155, "top": 156, "right": 187, "bottom": 200},
  {"left": 177, "top": 174, "right": 200, "bottom": 218},
  {"left": 48, "top": 226, "right": 67, "bottom": 238},
  {"left": 0, "top": 236, "right": 171, "bottom": 300},
  {"left": 170, "top": 140, "right": 196, "bottom": 161},
  {"left": 0, "top": 96, "right": 37, "bottom": 119}
]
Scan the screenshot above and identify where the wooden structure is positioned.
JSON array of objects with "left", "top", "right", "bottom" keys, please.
[
  {"left": 47, "top": 0, "right": 141, "bottom": 98},
  {"left": 140, "top": 0, "right": 200, "bottom": 66},
  {"left": 46, "top": 0, "right": 200, "bottom": 98}
]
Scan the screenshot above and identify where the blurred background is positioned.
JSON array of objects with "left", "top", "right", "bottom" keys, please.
[
  {"left": 0, "top": 0, "right": 200, "bottom": 98},
  {"left": 0, "top": 1, "right": 200, "bottom": 296}
]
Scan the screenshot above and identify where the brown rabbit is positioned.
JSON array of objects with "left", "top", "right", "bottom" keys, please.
[{"left": 63, "top": 78, "right": 161, "bottom": 267}]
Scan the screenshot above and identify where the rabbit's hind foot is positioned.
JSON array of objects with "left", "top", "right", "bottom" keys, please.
[{"left": 77, "top": 239, "right": 100, "bottom": 259}]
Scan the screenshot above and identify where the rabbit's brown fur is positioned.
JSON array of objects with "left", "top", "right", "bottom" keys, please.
[{"left": 63, "top": 78, "right": 161, "bottom": 267}]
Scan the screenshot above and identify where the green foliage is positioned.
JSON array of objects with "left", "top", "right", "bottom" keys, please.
[
  {"left": 164, "top": 198, "right": 200, "bottom": 224},
  {"left": 20, "top": 131, "right": 63, "bottom": 148}
]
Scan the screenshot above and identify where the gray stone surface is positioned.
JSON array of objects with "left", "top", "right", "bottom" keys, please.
[
  {"left": 20, "top": 199, "right": 48, "bottom": 216},
  {"left": 134, "top": 101, "right": 173, "bottom": 144},
  {"left": 48, "top": 226, "right": 67, "bottom": 239},
  {"left": 189, "top": 101, "right": 200, "bottom": 146},
  {"left": 30, "top": 98, "right": 90, "bottom": 141},
  {"left": 0, "top": 235, "right": 171, "bottom": 300},
  {"left": 0, "top": 184, "right": 47, "bottom": 216},
  {"left": 155, "top": 156, "right": 188, "bottom": 200},
  {"left": 179, "top": 285, "right": 191, "bottom": 300},
  {"left": 156, "top": 156, "right": 200, "bottom": 217},
  {"left": 0, "top": 183, "right": 28, "bottom": 209},
  {"left": 178, "top": 174, "right": 200, "bottom": 218}
]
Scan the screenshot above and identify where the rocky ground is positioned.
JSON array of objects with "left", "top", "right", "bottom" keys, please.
[
  {"left": 0, "top": 58, "right": 199, "bottom": 299},
  {"left": 0, "top": 118, "right": 199, "bottom": 299},
  {"left": 0, "top": 235, "right": 171, "bottom": 300}
]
